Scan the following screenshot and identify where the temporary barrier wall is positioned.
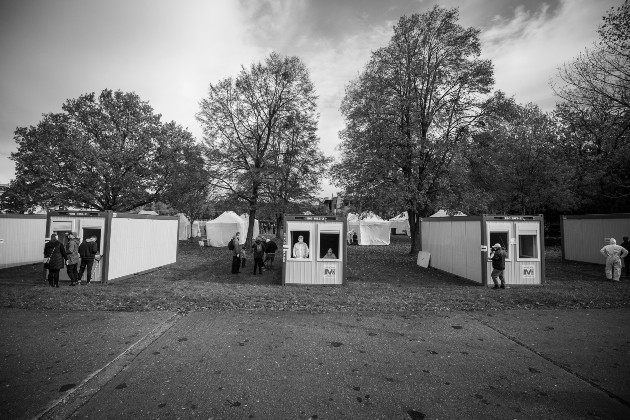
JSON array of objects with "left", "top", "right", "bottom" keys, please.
[
  {"left": 47, "top": 211, "right": 178, "bottom": 282},
  {"left": 420, "top": 215, "right": 545, "bottom": 286},
  {"left": 0, "top": 214, "right": 47, "bottom": 269},
  {"left": 283, "top": 215, "right": 347, "bottom": 285},
  {"left": 561, "top": 214, "right": 630, "bottom": 264}
]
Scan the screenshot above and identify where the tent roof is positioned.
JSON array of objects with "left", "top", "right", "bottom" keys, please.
[
  {"left": 209, "top": 211, "right": 244, "bottom": 224},
  {"left": 430, "top": 209, "right": 467, "bottom": 217}
]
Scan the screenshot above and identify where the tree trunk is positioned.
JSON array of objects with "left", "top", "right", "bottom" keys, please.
[{"left": 275, "top": 213, "right": 284, "bottom": 241}]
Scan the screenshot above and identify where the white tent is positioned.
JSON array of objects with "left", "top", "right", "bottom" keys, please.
[
  {"left": 389, "top": 212, "right": 410, "bottom": 236},
  {"left": 205, "top": 211, "right": 247, "bottom": 247},
  {"left": 240, "top": 213, "right": 260, "bottom": 240},
  {"left": 191, "top": 221, "right": 203, "bottom": 237},
  {"left": 138, "top": 210, "right": 159, "bottom": 215},
  {"left": 347, "top": 212, "right": 391, "bottom": 245},
  {"left": 177, "top": 213, "right": 191, "bottom": 240},
  {"left": 431, "top": 209, "right": 466, "bottom": 217}
]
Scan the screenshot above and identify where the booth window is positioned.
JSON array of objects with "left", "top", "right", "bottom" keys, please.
[
  {"left": 518, "top": 234, "right": 539, "bottom": 260},
  {"left": 319, "top": 232, "right": 340, "bottom": 260},
  {"left": 489, "top": 231, "right": 509, "bottom": 259},
  {"left": 290, "top": 230, "right": 311, "bottom": 259}
]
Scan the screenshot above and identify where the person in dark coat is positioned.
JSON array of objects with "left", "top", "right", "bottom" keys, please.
[
  {"left": 44, "top": 234, "right": 67, "bottom": 287},
  {"left": 489, "top": 243, "right": 508, "bottom": 289},
  {"left": 231, "top": 232, "right": 242, "bottom": 274},
  {"left": 65, "top": 232, "right": 81, "bottom": 286},
  {"left": 78, "top": 236, "right": 99, "bottom": 284},
  {"left": 252, "top": 237, "right": 266, "bottom": 275},
  {"left": 264, "top": 238, "right": 278, "bottom": 269}
]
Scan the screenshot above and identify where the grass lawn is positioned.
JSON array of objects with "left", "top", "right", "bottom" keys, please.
[{"left": 1, "top": 235, "right": 628, "bottom": 313}]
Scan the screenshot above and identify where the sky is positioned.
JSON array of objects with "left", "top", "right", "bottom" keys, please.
[{"left": 0, "top": 0, "right": 622, "bottom": 196}]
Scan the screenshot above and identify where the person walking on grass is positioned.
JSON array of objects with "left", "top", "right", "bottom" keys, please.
[
  {"left": 600, "top": 238, "right": 628, "bottom": 282},
  {"left": 65, "top": 232, "right": 81, "bottom": 286},
  {"left": 489, "top": 243, "right": 507, "bottom": 289},
  {"left": 44, "top": 234, "right": 67, "bottom": 288},
  {"left": 252, "top": 237, "right": 265, "bottom": 275},
  {"left": 230, "top": 232, "right": 242, "bottom": 274},
  {"left": 78, "top": 235, "right": 98, "bottom": 284},
  {"left": 264, "top": 238, "right": 278, "bottom": 269}
]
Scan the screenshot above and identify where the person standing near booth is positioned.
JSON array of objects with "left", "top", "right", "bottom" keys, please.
[
  {"left": 44, "top": 234, "right": 67, "bottom": 288},
  {"left": 489, "top": 243, "right": 507, "bottom": 289},
  {"left": 252, "top": 237, "right": 265, "bottom": 275},
  {"left": 78, "top": 235, "right": 98, "bottom": 284},
  {"left": 264, "top": 238, "right": 278, "bottom": 269},
  {"left": 65, "top": 232, "right": 81, "bottom": 286},
  {"left": 600, "top": 238, "right": 628, "bottom": 282}
]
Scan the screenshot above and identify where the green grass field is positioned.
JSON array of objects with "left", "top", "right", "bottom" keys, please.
[{"left": 1, "top": 235, "right": 628, "bottom": 313}]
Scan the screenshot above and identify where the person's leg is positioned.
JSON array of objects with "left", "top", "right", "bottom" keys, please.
[
  {"left": 78, "top": 260, "right": 87, "bottom": 283},
  {"left": 612, "top": 260, "right": 621, "bottom": 281},
  {"left": 52, "top": 270, "right": 60, "bottom": 287},
  {"left": 491, "top": 269, "right": 500, "bottom": 288},
  {"left": 605, "top": 259, "right": 613, "bottom": 280},
  {"left": 499, "top": 270, "right": 505, "bottom": 288},
  {"left": 67, "top": 264, "right": 75, "bottom": 285},
  {"left": 47, "top": 269, "right": 54, "bottom": 287},
  {"left": 85, "top": 260, "right": 94, "bottom": 283}
]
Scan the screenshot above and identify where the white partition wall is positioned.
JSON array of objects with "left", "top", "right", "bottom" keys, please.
[
  {"left": 562, "top": 214, "right": 630, "bottom": 264},
  {"left": 107, "top": 215, "right": 178, "bottom": 281},
  {"left": 0, "top": 214, "right": 46, "bottom": 269}
]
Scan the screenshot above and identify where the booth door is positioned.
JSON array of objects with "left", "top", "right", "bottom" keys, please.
[{"left": 486, "top": 222, "right": 514, "bottom": 285}]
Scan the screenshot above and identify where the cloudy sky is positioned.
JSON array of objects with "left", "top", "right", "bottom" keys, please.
[{"left": 0, "top": 0, "right": 622, "bottom": 195}]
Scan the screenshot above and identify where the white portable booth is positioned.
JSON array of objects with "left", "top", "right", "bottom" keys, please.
[
  {"left": 347, "top": 213, "right": 391, "bottom": 245},
  {"left": 0, "top": 214, "right": 47, "bottom": 269},
  {"left": 561, "top": 213, "right": 630, "bottom": 264},
  {"left": 421, "top": 215, "right": 545, "bottom": 286},
  {"left": 283, "top": 215, "right": 347, "bottom": 285},
  {"left": 46, "top": 211, "right": 179, "bottom": 282}
]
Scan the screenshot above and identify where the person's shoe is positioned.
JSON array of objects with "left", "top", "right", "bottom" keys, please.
[
  {"left": 500, "top": 284, "right": 506, "bottom": 289},
  {"left": 492, "top": 285, "right": 499, "bottom": 289},
  {"left": 55, "top": 284, "right": 59, "bottom": 288}
]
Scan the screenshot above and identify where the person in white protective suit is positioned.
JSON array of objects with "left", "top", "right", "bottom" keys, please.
[{"left": 600, "top": 238, "right": 629, "bottom": 281}]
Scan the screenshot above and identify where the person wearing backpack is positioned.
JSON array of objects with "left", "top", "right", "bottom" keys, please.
[
  {"left": 252, "top": 237, "right": 266, "bottom": 275},
  {"left": 230, "top": 232, "right": 242, "bottom": 274},
  {"left": 44, "top": 234, "right": 68, "bottom": 287},
  {"left": 65, "top": 232, "right": 81, "bottom": 286}
]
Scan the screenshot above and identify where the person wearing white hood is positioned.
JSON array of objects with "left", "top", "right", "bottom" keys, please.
[{"left": 600, "top": 238, "right": 629, "bottom": 281}]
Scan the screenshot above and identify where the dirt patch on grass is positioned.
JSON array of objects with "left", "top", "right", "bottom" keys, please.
[{"left": 1, "top": 236, "right": 628, "bottom": 313}]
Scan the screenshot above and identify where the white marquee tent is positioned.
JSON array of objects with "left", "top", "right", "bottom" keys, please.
[
  {"left": 347, "top": 212, "right": 391, "bottom": 245},
  {"left": 205, "top": 211, "right": 247, "bottom": 247},
  {"left": 389, "top": 212, "right": 410, "bottom": 236},
  {"left": 240, "top": 213, "right": 260, "bottom": 241}
]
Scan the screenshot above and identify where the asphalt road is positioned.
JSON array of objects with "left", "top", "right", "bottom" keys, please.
[{"left": 1, "top": 308, "right": 629, "bottom": 420}]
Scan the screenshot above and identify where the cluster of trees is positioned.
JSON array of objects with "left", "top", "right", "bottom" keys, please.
[
  {"left": 332, "top": 3, "right": 629, "bottom": 253},
  {"left": 3, "top": 3, "right": 627, "bottom": 251},
  {"left": 2, "top": 54, "right": 329, "bottom": 246}
]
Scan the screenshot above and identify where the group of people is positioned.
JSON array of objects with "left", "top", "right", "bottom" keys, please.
[
  {"left": 43, "top": 233, "right": 99, "bottom": 287},
  {"left": 600, "top": 236, "right": 629, "bottom": 282},
  {"left": 229, "top": 232, "right": 279, "bottom": 275}
]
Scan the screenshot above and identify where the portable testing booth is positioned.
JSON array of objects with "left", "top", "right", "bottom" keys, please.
[
  {"left": 0, "top": 214, "right": 47, "bottom": 269},
  {"left": 561, "top": 213, "right": 630, "bottom": 264},
  {"left": 282, "top": 215, "right": 347, "bottom": 285},
  {"left": 420, "top": 215, "right": 545, "bottom": 286},
  {"left": 46, "top": 211, "right": 179, "bottom": 282}
]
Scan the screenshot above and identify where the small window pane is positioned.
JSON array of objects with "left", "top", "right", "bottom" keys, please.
[
  {"left": 319, "top": 233, "right": 340, "bottom": 259},
  {"left": 519, "top": 234, "right": 538, "bottom": 259},
  {"left": 489, "top": 231, "right": 509, "bottom": 258},
  {"left": 291, "top": 230, "right": 310, "bottom": 258}
]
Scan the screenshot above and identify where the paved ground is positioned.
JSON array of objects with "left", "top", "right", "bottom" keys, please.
[{"left": 1, "top": 308, "right": 629, "bottom": 420}]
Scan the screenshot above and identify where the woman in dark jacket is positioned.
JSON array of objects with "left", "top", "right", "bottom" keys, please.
[{"left": 44, "top": 234, "right": 67, "bottom": 287}]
